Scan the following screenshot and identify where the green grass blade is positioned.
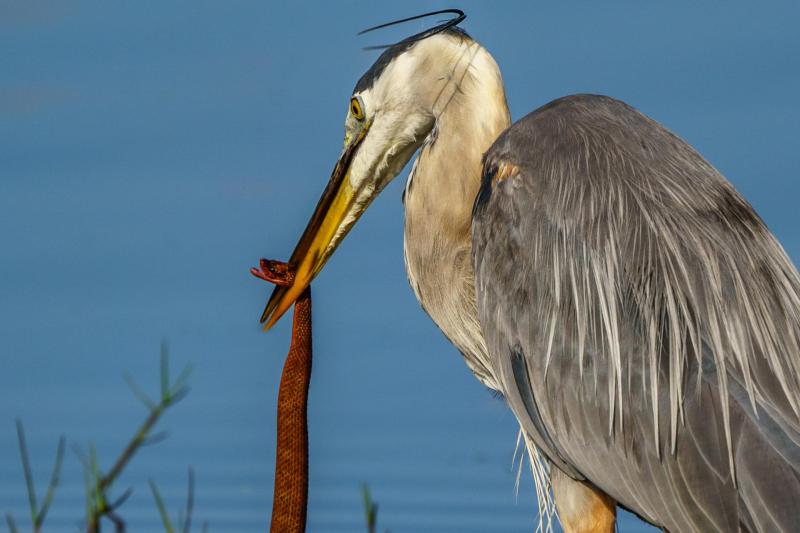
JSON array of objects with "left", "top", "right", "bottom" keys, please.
[
  {"left": 124, "top": 372, "right": 156, "bottom": 410},
  {"left": 160, "top": 342, "right": 170, "bottom": 402},
  {"left": 361, "top": 484, "right": 378, "bottom": 533},
  {"left": 149, "top": 479, "right": 174, "bottom": 533},
  {"left": 182, "top": 467, "right": 195, "bottom": 533},
  {"left": 5, "top": 513, "right": 18, "bottom": 533},
  {"left": 35, "top": 435, "right": 65, "bottom": 527},
  {"left": 14, "top": 420, "right": 38, "bottom": 525}
]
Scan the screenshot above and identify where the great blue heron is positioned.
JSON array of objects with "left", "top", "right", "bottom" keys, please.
[{"left": 258, "top": 10, "right": 800, "bottom": 532}]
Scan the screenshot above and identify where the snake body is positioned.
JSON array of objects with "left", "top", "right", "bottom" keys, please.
[{"left": 252, "top": 259, "right": 311, "bottom": 533}]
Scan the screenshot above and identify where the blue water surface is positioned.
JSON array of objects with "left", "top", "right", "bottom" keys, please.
[{"left": 1, "top": 2, "right": 798, "bottom": 531}]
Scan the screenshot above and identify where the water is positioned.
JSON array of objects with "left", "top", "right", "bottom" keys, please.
[{"left": 1, "top": 2, "right": 798, "bottom": 531}]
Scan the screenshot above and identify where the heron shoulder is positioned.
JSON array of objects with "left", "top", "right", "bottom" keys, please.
[
  {"left": 484, "top": 93, "right": 679, "bottom": 169},
  {"left": 477, "top": 93, "right": 763, "bottom": 232}
]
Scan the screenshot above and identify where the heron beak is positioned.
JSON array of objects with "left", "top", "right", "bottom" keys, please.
[{"left": 260, "top": 125, "right": 371, "bottom": 331}]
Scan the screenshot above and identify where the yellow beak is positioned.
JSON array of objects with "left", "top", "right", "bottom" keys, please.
[{"left": 260, "top": 126, "right": 369, "bottom": 331}]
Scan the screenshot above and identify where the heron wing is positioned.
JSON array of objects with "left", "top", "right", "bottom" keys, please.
[{"left": 472, "top": 94, "right": 800, "bottom": 531}]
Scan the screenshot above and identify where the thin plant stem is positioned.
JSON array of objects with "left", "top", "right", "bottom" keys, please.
[
  {"left": 149, "top": 480, "right": 174, "bottom": 533},
  {"left": 98, "top": 405, "right": 164, "bottom": 492},
  {"left": 15, "top": 420, "right": 38, "bottom": 528},
  {"left": 14, "top": 421, "right": 66, "bottom": 533},
  {"left": 182, "top": 468, "right": 195, "bottom": 533},
  {"left": 36, "top": 436, "right": 65, "bottom": 529},
  {"left": 5, "top": 513, "right": 18, "bottom": 533},
  {"left": 81, "top": 349, "right": 190, "bottom": 533}
]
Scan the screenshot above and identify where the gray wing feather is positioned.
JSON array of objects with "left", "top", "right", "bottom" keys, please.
[{"left": 472, "top": 94, "right": 800, "bottom": 531}]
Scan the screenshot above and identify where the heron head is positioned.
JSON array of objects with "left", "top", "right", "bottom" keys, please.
[{"left": 261, "top": 21, "right": 474, "bottom": 330}]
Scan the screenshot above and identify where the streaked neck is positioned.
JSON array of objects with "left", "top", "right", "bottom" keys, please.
[
  {"left": 402, "top": 40, "right": 510, "bottom": 388},
  {"left": 404, "top": 40, "right": 511, "bottom": 244}
]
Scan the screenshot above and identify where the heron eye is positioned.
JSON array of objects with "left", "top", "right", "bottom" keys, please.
[{"left": 350, "top": 97, "right": 364, "bottom": 121}]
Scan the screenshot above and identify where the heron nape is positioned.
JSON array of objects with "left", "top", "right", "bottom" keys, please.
[{"left": 256, "top": 10, "right": 800, "bottom": 532}]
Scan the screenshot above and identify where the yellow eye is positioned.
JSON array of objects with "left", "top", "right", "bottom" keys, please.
[{"left": 350, "top": 97, "right": 364, "bottom": 121}]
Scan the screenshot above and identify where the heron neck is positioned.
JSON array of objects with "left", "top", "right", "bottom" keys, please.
[
  {"left": 404, "top": 44, "right": 511, "bottom": 244},
  {"left": 401, "top": 42, "right": 510, "bottom": 388}
]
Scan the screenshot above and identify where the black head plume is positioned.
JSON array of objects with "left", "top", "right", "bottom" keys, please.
[{"left": 358, "top": 9, "right": 466, "bottom": 50}]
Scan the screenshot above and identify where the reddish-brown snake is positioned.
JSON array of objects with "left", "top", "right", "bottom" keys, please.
[{"left": 251, "top": 258, "right": 311, "bottom": 533}]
